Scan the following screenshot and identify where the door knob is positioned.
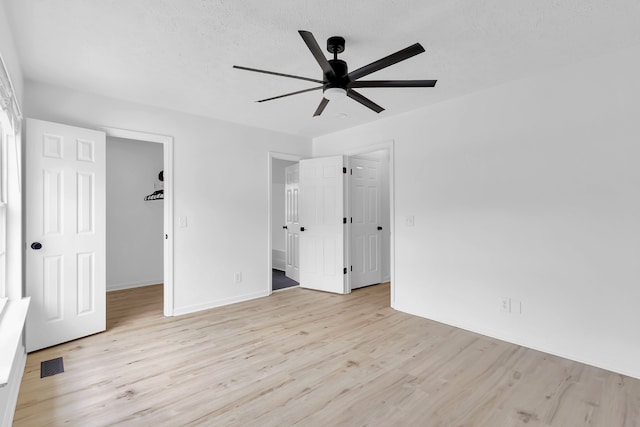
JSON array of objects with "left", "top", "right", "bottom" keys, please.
[
  {"left": 300, "top": 227, "right": 306, "bottom": 232},
  {"left": 283, "top": 225, "right": 288, "bottom": 229},
  {"left": 377, "top": 226, "right": 383, "bottom": 230},
  {"left": 31, "top": 242, "right": 43, "bottom": 250}
]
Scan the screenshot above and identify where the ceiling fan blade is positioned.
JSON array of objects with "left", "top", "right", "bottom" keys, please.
[
  {"left": 298, "top": 30, "right": 336, "bottom": 80},
  {"left": 348, "top": 43, "right": 425, "bottom": 82},
  {"left": 257, "top": 86, "right": 323, "bottom": 103},
  {"left": 313, "top": 98, "right": 330, "bottom": 116},
  {"left": 234, "top": 65, "right": 324, "bottom": 84},
  {"left": 347, "top": 90, "right": 384, "bottom": 113},
  {"left": 350, "top": 79, "right": 437, "bottom": 88}
]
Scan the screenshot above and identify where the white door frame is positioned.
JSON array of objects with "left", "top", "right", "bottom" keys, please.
[
  {"left": 345, "top": 140, "right": 395, "bottom": 306},
  {"left": 102, "top": 127, "right": 174, "bottom": 316},
  {"left": 268, "top": 152, "right": 303, "bottom": 294}
]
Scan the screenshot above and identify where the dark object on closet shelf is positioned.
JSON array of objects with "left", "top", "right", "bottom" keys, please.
[{"left": 144, "top": 190, "right": 164, "bottom": 201}]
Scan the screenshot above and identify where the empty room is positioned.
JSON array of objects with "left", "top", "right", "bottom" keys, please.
[{"left": 1, "top": 1, "right": 639, "bottom": 426}]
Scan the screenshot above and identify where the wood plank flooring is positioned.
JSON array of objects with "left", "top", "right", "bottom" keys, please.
[{"left": 14, "top": 283, "right": 640, "bottom": 426}]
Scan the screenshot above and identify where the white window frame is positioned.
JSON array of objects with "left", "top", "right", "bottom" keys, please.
[{"left": 0, "top": 112, "right": 7, "bottom": 312}]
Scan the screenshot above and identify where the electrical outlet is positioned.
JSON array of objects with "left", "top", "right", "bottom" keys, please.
[
  {"left": 234, "top": 272, "right": 242, "bottom": 283},
  {"left": 500, "top": 297, "right": 511, "bottom": 313},
  {"left": 178, "top": 216, "right": 188, "bottom": 228},
  {"left": 405, "top": 215, "right": 415, "bottom": 227}
]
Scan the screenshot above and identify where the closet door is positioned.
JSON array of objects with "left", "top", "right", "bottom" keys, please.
[
  {"left": 284, "top": 163, "right": 300, "bottom": 282},
  {"left": 350, "top": 158, "right": 382, "bottom": 289}
]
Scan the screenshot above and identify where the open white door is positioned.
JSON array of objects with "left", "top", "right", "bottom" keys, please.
[
  {"left": 25, "top": 119, "right": 106, "bottom": 352},
  {"left": 284, "top": 163, "right": 300, "bottom": 282},
  {"left": 350, "top": 158, "right": 382, "bottom": 289},
  {"left": 299, "top": 156, "right": 346, "bottom": 294}
]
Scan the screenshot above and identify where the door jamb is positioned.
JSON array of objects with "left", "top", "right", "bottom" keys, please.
[
  {"left": 268, "top": 152, "right": 303, "bottom": 294},
  {"left": 344, "top": 140, "right": 395, "bottom": 306},
  {"left": 102, "top": 127, "right": 174, "bottom": 316}
]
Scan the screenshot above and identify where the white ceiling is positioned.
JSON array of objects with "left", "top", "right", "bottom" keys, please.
[{"left": 5, "top": 0, "right": 640, "bottom": 138}]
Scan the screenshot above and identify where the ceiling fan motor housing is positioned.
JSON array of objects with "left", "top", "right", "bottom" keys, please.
[
  {"left": 324, "top": 59, "right": 349, "bottom": 99},
  {"left": 327, "top": 59, "right": 348, "bottom": 83}
]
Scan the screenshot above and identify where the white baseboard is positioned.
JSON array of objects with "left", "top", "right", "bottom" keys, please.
[
  {"left": 0, "top": 344, "right": 26, "bottom": 427},
  {"left": 395, "top": 303, "right": 640, "bottom": 381},
  {"left": 173, "top": 290, "right": 270, "bottom": 316},
  {"left": 107, "top": 279, "right": 163, "bottom": 292},
  {"left": 272, "top": 249, "right": 286, "bottom": 271}
]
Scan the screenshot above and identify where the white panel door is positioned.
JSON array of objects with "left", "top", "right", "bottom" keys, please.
[
  {"left": 26, "top": 119, "right": 106, "bottom": 352},
  {"left": 299, "top": 156, "right": 346, "bottom": 294},
  {"left": 350, "top": 158, "right": 382, "bottom": 289},
  {"left": 284, "top": 163, "right": 300, "bottom": 282}
]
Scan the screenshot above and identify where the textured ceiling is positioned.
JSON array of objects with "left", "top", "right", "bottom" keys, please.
[{"left": 4, "top": 0, "right": 640, "bottom": 138}]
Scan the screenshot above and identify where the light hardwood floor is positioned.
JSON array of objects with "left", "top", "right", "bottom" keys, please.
[{"left": 14, "top": 283, "right": 640, "bottom": 426}]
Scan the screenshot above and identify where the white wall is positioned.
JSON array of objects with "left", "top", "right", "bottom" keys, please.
[
  {"left": 314, "top": 45, "right": 640, "bottom": 379},
  {"left": 106, "top": 137, "right": 164, "bottom": 290},
  {"left": 24, "top": 80, "right": 311, "bottom": 314}
]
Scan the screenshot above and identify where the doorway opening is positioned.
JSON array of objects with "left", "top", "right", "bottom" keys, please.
[
  {"left": 106, "top": 136, "right": 164, "bottom": 322},
  {"left": 348, "top": 149, "right": 391, "bottom": 290},
  {"left": 346, "top": 142, "right": 394, "bottom": 302},
  {"left": 269, "top": 153, "right": 302, "bottom": 292},
  {"left": 267, "top": 142, "right": 394, "bottom": 301},
  {"left": 103, "top": 127, "right": 174, "bottom": 316}
]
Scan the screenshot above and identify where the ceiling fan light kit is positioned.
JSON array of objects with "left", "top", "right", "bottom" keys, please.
[
  {"left": 234, "top": 30, "right": 437, "bottom": 117},
  {"left": 324, "top": 87, "right": 347, "bottom": 101}
]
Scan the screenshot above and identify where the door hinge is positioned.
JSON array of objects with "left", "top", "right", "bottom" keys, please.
[
  {"left": 344, "top": 267, "right": 347, "bottom": 274},
  {"left": 350, "top": 217, "right": 353, "bottom": 223},
  {"left": 350, "top": 265, "right": 353, "bottom": 272},
  {"left": 343, "top": 217, "right": 346, "bottom": 224},
  {"left": 165, "top": 234, "right": 168, "bottom": 239},
  {"left": 350, "top": 169, "right": 353, "bottom": 175},
  {"left": 343, "top": 167, "right": 347, "bottom": 174}
]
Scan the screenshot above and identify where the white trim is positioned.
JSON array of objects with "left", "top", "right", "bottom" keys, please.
[
  {"left": 267, "top": 152, "right": 304, "bottom": 295},
  {"left": 101, "top": 127, "right": 169, "bottom": 144},
  {"left": 396, "top": 302, "right": 640, "bottom": 380},
  {"left": 173, "top": 290, "right": 270, "bottom": 316},
  {"left": 0, "top": 342, "right": 26, "bottom": 427},
  {"left": 0, "top": 50, "right": 23, "bottom": 118},
  {"left": 106, "top": 280, "right": 163, "bottom": 292},
  {"left": 102, "top": 127, "right": 175, "bottom": 316},
  {"left": 272, "top": 285, "right": 299, "bottom": 293},
  {"left": 343, "top": 140, "right": 395, "bottom": 305},
  {"left": 0, "top": 297, "right": 29, "bottom": 387}
]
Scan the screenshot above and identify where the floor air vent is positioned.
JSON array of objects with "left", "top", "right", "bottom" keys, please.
[{"left": 40, "top": 357, "right": 64, "bottom": 378}]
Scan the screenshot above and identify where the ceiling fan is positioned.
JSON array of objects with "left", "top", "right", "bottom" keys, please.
[{"left": 234, "top": 30, "right": 437, "bottom": 117}]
